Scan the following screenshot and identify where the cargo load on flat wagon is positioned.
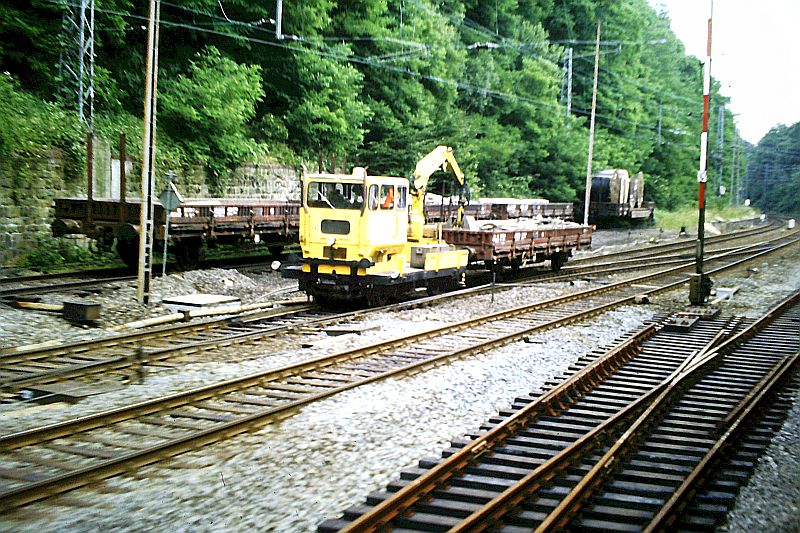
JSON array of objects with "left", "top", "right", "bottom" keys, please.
[
  {"left": 588, "top": 169, "right": 655, "bottom": 226},
  {"left": 444, "top": 216, "right": 593, "bottom": 273},
  {"left": 425, "top": 196, "right": 574, "bottom": 222}
]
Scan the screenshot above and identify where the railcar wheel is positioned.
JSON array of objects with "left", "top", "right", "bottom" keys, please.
[
  {"left": 116, "top": 238, "right": 139, "bottom": 269},
  {"left": 550, "top": 252, "right": 566, "bottom": 272},
  {"left": 174, "top": 239, "right": 202, "bottom": 271}
]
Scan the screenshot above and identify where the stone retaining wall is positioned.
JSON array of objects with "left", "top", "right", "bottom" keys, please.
[{"left": 0, "top": 149, "right": 82, "bottom": 265}]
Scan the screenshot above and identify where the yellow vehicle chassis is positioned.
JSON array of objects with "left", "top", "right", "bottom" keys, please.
[{"left": 282, "top": 259, "right": 465, "bottom": 305}]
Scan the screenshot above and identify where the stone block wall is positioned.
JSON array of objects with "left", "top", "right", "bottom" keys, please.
[
  {"left": 226, "top": 163, "right": 300, "bottom": 200},
  {"left": 0, "top": 149, "right": 82, "bottom": 265}
]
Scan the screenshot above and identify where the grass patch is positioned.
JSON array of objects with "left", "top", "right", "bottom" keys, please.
[{"left": 654, "top": 206, "right": 760, "bottom": 231}]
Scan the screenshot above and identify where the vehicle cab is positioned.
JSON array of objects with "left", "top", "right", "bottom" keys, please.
[{"left": 300, "top": 167, "right": 410, "bottom": 276}]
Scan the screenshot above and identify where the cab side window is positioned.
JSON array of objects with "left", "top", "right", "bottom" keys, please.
[
  {"left": 396, "top": 186, "right": 407, "bottom": 209},
  {"left": 380, "top": 185, "right": 395, "bottom": 209},
  {"left": 368, "top": 185, "right": 379, "bottom": 210}
]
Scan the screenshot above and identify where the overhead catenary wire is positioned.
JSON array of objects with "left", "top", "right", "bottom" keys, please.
[
  {"left": 56, "top": 1, "right": 571, "bottom": 117},
  {"left": 50, "top": 0, "right": 708, "bottom": 159},
  {"left": 112, "top": 0, "right": 696, "bottom": 123}
]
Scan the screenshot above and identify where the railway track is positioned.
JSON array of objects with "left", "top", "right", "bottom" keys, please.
[
  {"left": 323, "top": 290, "right": 800, "bottom": 532},
  {"left": 0, "top": 251, "right": 296, "bottom": 301},
  {"left": 0, "top": 233, "right": 797, "bottom": 511},
  {"left": 2, "top": 228, "right": 796, "bottom": 400},
  {"left": 569, "top": 219, "right": 775, "bottom": 265},
  {"left": 0, "top": 221, "right": 775, "bottom": 301},
  {"left": 0, "top": 303, "right": 340, "bottom": 398},
  {"left": 511, "top": 220, "right": 781, "bottom": 283}
]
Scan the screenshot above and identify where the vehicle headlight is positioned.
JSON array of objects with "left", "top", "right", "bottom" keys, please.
[
  {"left": 271, "top": 260, "right": 282, "bottom": 271},
  {"left": 390, "top": 270, "right": 400, "bottom": 279}
]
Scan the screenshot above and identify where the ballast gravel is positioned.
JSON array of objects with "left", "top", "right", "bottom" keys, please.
[
  {"left": 0, "top": 231, "right": 798, "bottom": 532},
  {"left": 0, "top": 268, "right": 298, "bottom": 351}
]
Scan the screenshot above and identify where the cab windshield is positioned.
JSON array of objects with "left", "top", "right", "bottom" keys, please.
[{"left": 306, "top": 181, "right": 364, "bottom": 210}]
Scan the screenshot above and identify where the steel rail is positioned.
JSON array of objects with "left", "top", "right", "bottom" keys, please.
[
  {"left": 645, "top": 349, "right": 800, "bottom": 532},
  {"left": 520, "top": 241, "right": 774, "bottom": 285},
  {"left": 459, "top": 290, "right": 800, "bottom": 532},
  {"left": 330, "top": 244, "right": 800, "bottom": 532},
  {"left": 0, "top": 304, "right": 349, "bottom": 392},
  {"left": 0, "top": 303, "right": 311, "bottom": 359},
  {"left": 340, "top": 324, "right": 734, "bottom": 533},
  {"left": 1, "top": 236, "right": 796, "bottom": 512},
  {"left": 567, "top": 219, "right": 775, "bottom": 265}
]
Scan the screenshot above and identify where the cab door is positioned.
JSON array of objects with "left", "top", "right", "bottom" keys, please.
[{"left": 364, "top": 182, "right": 408, "bottom": 252}]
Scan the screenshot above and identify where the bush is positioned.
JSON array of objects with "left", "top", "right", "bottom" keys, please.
[
  {"left": 0, "top": 73, "right": 84, "bottom": 178},
  {"left": 21, "top": 236, "right": 114, "bottom": 271}
]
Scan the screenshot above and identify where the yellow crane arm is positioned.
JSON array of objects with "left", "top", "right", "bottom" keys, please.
[
  {"left": 409, "top": 146, "right": 469, "bottom": 239},
  {"left": 411, "top": 146, "right": 465, "bottom": 193}
]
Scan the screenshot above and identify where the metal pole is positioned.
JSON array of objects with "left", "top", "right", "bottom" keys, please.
[
  {"left": 86, "top": 132, "right": 94, "bottom": 231},
  {"left": 719, "top": 107, "right": 724, "bottom": 193},
  {"left": 119, "top": 133, "right": 127, "bottom": 224},
  {"left": 582, "top": 22, "right": 601, "bottom": 227},
  {"left": 77, "top": 0, "right": 86, "bottom": 123},
  {"left": 138, "top": 0, "right": 160, "bottom": 304},
  {"left": 162, "top": 173, "right": 173, "bottom": 278},
  {"left": 690, "top": 0, "right": 714, "bottom": 305},
  {"left": 729, "top": 134, "right": 737, "bottom": 205},
  {"left": 657, "top": 101, "right": 662, "bottom": 145},
  {"left": 566, "top": 47, "right": 573, "bottom": 120},
  {"left": 275, "top": 0, "right": 283, "bottom": 40},
  {"left": 88, "top": 0, "right": 94, "bottom": 132}
]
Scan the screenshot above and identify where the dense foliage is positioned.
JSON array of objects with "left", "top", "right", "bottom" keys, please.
[
  {"left": 0, "top": 0, "right": 760, "bottom": 209},
  {"left": 746, "top": 123, "right": 800, "bottom": 215}
]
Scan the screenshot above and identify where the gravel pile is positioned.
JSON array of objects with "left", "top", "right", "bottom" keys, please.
[
  {"left": 0, "top": 268, "right": 297, "bottom": 350},
  {"left": 0, "top": 232, "right": 798, "bottom": 532}
]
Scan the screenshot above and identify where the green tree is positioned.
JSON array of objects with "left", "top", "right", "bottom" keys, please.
[
  {"left": 285, "top": 51, "right": 372, "bottom": 162},
  {"left": 159, "top": 47, "right": 264, "bottom": 189},
  {"left": 747, "top": 123, "right": 800, "bottom": 214}
]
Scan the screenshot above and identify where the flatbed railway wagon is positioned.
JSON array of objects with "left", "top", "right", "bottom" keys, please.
[
  {"left": 51, "top": 197, "right": 299, "bottom": 268},
  {"left": 425, "top": 197, "right": 574, "bottom": 222},
  {"left": 444, "top": 217, "right": 593, "bottom": 272}
]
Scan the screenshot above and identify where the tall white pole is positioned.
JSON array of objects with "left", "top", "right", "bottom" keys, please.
[
  {"left": 582, "top": 22, "right": 601, "bottom": 227},
  {"left": 275, "top": 0, "right": 283, "bottom": 40},
  {"left": 566, "top": 47, "right": 573, "bottom": 119}
]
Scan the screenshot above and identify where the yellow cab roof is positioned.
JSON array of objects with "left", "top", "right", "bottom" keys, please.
[{"left": 306, "top": 172, "right": 407, "bottom": 185}]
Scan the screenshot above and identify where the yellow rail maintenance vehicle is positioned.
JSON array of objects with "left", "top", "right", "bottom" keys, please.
[{"left": 281, "top": 146, "right": 470, "bottom": 306}]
